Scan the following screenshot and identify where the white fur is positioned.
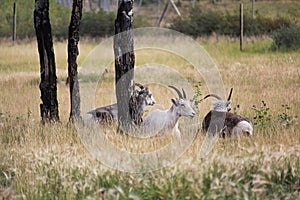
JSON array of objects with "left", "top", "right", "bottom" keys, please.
[
  {"left": 141, "top": 98, "right": 195, "bottom": 138},
  {"left": 213, "top": 100, "right": 231, "bottom": 112},
  {"left": 232, "top": 121, "right": 253, "bottom": 136}
]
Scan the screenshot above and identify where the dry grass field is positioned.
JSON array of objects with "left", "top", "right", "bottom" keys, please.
[{"left": 0, "top": 36, "right": 299, "bottom": 199}]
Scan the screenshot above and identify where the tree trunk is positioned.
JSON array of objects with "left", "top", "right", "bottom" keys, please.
[
  {"left": 158, "top": 0, "right": 169, "bottom": 27},
  {"left": 114, "top": 0, "right": 135, "bottom": 131},
  {"left": 98, "top": 0, "right": 101, "bottom": 10},
  {"left": 34, "top": 0, "right": 59, "bottom": 123},
  {"left": 68, "top": 0, "right": 82, "bottom": 122},
  {"left": 103, "top": 0, "right": 109, "bottom": 11},
  {"left": 89, "top": 0, "right": 93, "bottom": 10}
]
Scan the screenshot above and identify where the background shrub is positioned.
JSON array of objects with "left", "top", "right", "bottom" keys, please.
[
  {"left": 0, "top": 0, "right": 149, "bottom": 39},
  {"left": 170, "top": 6, "right": 294, "bottom": 38},
  {"left": 0, "top": 0, "right": 298, "bottom": 46},
  {"left": 81, "top": 11, "right": 115, "bottom": 37},
  {"left": 271, "top": 25, "right": 300, "bottom": 51}
]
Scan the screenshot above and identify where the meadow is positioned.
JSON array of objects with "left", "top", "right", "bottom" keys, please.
[{"left": 0, "top": 35, "right": 299, "bottom": 199}]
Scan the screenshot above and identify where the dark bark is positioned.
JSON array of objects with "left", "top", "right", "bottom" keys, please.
[
  {"left": 114, "top": 0, "right": 135, "bottom": 131},
  {"left": 158, "top": 0, "right": 169, "bottom": 27},
  {"left": 34, "top": 0, "right": 59, "bottom": 123},
  {"left": 68, "top": 0, "right": 83, "bottom": 122}
]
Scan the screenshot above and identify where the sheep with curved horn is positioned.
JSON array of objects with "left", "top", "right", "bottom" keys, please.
[
  {"left": 129, "top": 83, "right": 156, "bottom": 125},
  {"left": 141, "top": 85, "right": 195, "bottom": 138},
  {"left": 202, "top": 88, "right": 253, "bottom": 137},
  {"left": 85, "top": 82, "right": 156, "bottom": 125}
]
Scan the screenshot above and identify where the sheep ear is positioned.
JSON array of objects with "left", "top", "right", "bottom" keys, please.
[{"left": 171, "top": 98, "right": 178, "bottom": 106}]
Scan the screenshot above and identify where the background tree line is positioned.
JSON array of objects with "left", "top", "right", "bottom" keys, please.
[
  {"left": 1, "top": 0, "right": 300, "bottom": 50},
  {"left": 170, "top": 6, "right": 300, "bottom": 50},
  {"left": 0, "top": 0, "right": 148, "bottom": 39}
]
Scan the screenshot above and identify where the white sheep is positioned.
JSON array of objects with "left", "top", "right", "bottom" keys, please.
[{"left": 141, "top": 85, "right": 195, "bottom": 138}]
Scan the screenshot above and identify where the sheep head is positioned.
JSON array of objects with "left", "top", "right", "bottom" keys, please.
[
  {"left": 204, "top": 88, "right": 233, "bottom": 112},
  {"left": 169, "top": 85, "right": 195, "bottom": 118},
  {"left": 134, "top": 83, "right": 156, "bottom": 106}
]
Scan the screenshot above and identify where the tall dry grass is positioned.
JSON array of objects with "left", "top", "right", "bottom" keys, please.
[{"left": 0, "top": 37, "right": 299, "bottom": 199}]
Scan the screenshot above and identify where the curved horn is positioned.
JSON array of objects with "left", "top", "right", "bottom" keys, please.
[
  {"left": 227, "top": 88, "right": 233, "bottom": 101},
  {"left": 203, "top": 94, "right": 222, "bottom": 100},
  {"left": 182, "top": 88, "right": 187, "bottom": 99},
  {"left": 134, "top": 82, "right": 144, "bottom": 89},
  {"left": 168, "top": 85, "right": 183, "bottom": 99}
]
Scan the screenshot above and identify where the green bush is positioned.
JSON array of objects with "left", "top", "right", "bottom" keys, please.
[
  {"left": 170, "top": 7, "right": 294, "bottom": 38},
  {"left": 0, "top": 0, "right": 36, "bottom": 39},
  {"left": 134, "top": 15, "right": 152, "bottom": 28},
  {"left": 0, "top": 0, "right": 151, "bottom": 39},
  {"left": 271, "top": 25, "right": 300, "bottom": 51},
  {"left": 81, "top": 11, "right": 115, "bottom": 37},
  {"left": 49, "top": 1, "right": 71, "bottom": 39},
  {"left": 0, "top": 0, "right": 71, "bottom": 39},
  {"left": 1, "top": 1, "right": 295, "bottom": 40}
]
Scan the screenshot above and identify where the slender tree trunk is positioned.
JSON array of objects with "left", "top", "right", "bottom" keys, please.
[
  {"left": 102, "top": 0, "right": 109, "bottom": 11},
  {"left": 252, "top": 0, "right": 255, "bottom": 19},
  {"left": 158, "top": 0, "right": 169, "bottom": 27},
  {"left": 68, "top": 0, "right": 83, "bottom": 122},
  {"left": 34, "top": 0, "right": 59, "bottom": 123},
  {"left": 114, "top": 0, "right": 135, "bottom": 131},
  {"left": 89, "top": 0, "right": 93, "bottom": 10}
]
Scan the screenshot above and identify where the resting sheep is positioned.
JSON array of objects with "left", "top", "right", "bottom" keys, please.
[
  {"left": 141, "top": 85, "right": 195, "bottom": 138},
  {"left": 86, "top": 83, "right": 155, "bottom": 125},
  {"left": 202, "top": 88, "right": 253, "bottom": 137}
]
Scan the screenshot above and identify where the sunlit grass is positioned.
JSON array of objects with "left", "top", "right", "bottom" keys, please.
[{"left": 0, "top": 37, "right": 299, "bottom": 199}]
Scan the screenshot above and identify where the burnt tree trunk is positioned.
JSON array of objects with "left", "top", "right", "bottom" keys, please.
[
  {"left": 68, "top": 0, "right": 82, "bottom": 122},
  {"left": 34, "top": 0, "right": 59, "bottom": 123},
  {"left": 114, "top": 0, "right": 135, "bottom": 131}
]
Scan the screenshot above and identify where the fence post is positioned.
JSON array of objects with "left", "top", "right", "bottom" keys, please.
[
  {"left": 240, "top": 3, "right": 243, "bottom": 52},
  {"left": 13, "top": 2, "right": 17, "bottom": 44},
  {"left": 252, "top": 0, "right": 255, "bottom": 19}
]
